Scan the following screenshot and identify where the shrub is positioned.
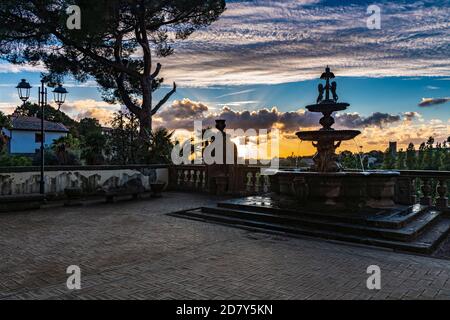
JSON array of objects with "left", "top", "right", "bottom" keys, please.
[{"left": 0, "top": 151, "right": 32, "bottom": 167}]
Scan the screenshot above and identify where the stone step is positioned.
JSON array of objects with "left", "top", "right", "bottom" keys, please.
[
  {"left": 0, "top": 194, "right": 45, "bottom": 213},
  {"left": 218, "top": 197, "right": 429, "bottom": 229},
  {"left": 203, "top": 206, "right": 441, "bottom": 242},
  {"left": 172, "top": 209, "right": 450, "bottom": 254}
]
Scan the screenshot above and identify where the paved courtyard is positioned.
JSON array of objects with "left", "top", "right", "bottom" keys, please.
[{"left": 1, "top": 192, "right": 450, "bottom": 300}]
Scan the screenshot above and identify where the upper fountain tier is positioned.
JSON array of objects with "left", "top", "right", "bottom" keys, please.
[
  {"left": 305, "top": 101, "right": 349, "bottom": 114},
  {"left": 296, "top": 66, "right": 361, "bottom": 172},
  {"left": 297, "top": 66, "right": 360, "bottom": 138}
]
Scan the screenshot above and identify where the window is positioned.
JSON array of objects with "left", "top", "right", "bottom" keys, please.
[{"left": 35, "top": 132, "right": 44, "bottom": 143}]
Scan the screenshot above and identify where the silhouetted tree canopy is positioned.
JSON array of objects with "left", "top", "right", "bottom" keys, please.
[
  {"left": 0, "top": 0, "right": 226, "bottom": 140},
  {"left": 13, "top": 102, "right": 77, "bottom": 129}
]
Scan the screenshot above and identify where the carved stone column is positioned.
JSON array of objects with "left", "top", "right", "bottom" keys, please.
[
  {"left": 436, "top": 178, "right": 448, "bottom": 211},
  {"left": 420, "top": 178, "right": 433, "bottom": 206},
  {"left": 395, "top": 177, "right": 417, "bottom": 205}
]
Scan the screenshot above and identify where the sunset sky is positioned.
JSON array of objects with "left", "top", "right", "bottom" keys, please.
[{"left": 0, "top": 0, "right": 449, "bottom": 157}]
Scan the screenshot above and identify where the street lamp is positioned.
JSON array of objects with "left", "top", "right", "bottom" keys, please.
[
  {"left": 53, "top": 84, "right": 68, "bottom": 110},
  {"left": 16, "top": 79, "right": 32, "bottom": 105},
  {"left": 16, "top": 79, "right": 69, "bottom": 195}
]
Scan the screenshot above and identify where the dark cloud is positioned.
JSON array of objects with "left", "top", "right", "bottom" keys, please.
[
  {"left": 335, "top": 112, "right": 402, "bottom": 128},
  {"left": 403, "top": 111, "right": 420, "bottom": 121},
  {"left": 418, "top": 97, "right": 450, "bottom": 107},
  {"left": 159, "top": 99, "right": 208, "bottom": 119},
  {"left": 155, "top": 99, "right": 417, "bottom": 132}
]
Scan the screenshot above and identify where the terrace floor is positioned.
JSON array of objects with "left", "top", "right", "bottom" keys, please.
[{"left": 1, "top": 192, "right": 450, "bottom": 300}]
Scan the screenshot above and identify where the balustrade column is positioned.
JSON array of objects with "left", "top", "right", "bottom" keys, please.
[
  {"left": 254, "top": 172, "right": 261, "bottom": 193},
  {"left": 395, "top": 177, "right": 417, "bottom": 205},
  {"left": 436, "top": 178, "right": 448, "bottom": 211},
  {"left": 246, "top": 172, "right": 254, "bottom": 193},
  {"left": 420, "top": 178, "right": 433, "bottom": 206},
  {"left": 201, "top": 171, "right": 206, "bottom": 191}
]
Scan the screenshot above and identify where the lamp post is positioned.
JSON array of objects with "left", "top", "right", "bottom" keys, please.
[
  {"left": 53, "top": 84, "right": 69, "bottom": 111},
  {"left": 16, "top": 79, "right": 68, "bottom": 195},
  {"left": 16, "top": 79, "right": 32, "bottom": 105}
]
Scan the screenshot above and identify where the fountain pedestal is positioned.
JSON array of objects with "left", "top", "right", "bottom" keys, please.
[{"left": 274, "top": 170, "right": 399, "bottom": 209}]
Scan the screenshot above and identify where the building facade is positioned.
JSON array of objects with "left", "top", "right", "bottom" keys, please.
[{"left": 1, "top": 116, "right": 69, "bottom": 155}]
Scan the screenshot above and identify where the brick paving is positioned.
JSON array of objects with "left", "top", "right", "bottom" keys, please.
[{"left": 1, "top": 192, "right": 450, "bottom": 300}]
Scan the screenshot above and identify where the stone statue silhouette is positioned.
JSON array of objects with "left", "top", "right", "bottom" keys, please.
[
  {"left": 331, "top": 81, "right": 338, "bottom": 102},
  {"left": 312, "top": 139, "right": 342, "bottom": 172},
  {"left": 317, "top": 84, "right": 324, "bottom": 103}
]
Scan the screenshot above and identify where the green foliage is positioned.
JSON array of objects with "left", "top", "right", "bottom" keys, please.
[
  {"left": 0, "top": 110, "right": 11, "bottom": 129},
  {"left": 382, "top": 137, "right": 449, "bottom": 171},
  {"left": 32, "top": 148, "right": 59, "bottom": 166},
  {"left": 281, "top": 153, "right": 307, "bottom": 168},
  {"left": 107, "top": 111, "right": 174, "bottom": 164},
  {"left": 108, "top": 111, "right": 141, "bottom": 164},
  {"left": 0, "top": 151, "right": 32, "bottom": 167},
  {"left": 396, "top": 149, "right": 406, "bottom": 170},
  {"left": 78, "top": 118, "right": 106, "bottom": 165},
  {"left": 146, "top": 127, "right": 175, "bottom": 164},
  {"left": 0, "top": 111, "right": 10, "bottom": 153},
  {"left": 13, "top": 102, "right": 77, "bottom": 129},
  {"left": 406, "top": 143, "right": 416, "bottom": 170},
  {"left": 441, "top": 149, "right": 450, "bottom": 171},
  {"left": 382, "top": 148, "right": 396, "bottom": 170},
  {"left": 339, "top": 150, "right": 360, "bottom": 170},
  {"left": 51, "top": 135, "right": 81, "bottom": 165}
]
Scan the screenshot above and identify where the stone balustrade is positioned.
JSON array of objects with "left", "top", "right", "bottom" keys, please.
[
  {"left": 235, "top": 166, "right": 271, "bottom": 194},
  {"left": 169, "top": 165, "right": 208, "bottom": 192},
  {"left": 1, "top": 163, "right": 448, "bottom": 213},
  {"left": 395, "top": 170, "right": 449, "bottom": 211},
  {"left": 169, "top": 165, "right": 449, "bottom": 211},
  {"left": 169, "top": 164, "right": 271, "bottom": 196}
]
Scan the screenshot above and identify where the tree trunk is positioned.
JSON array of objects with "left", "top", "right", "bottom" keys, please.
[
  {"left": 138, "top": 110, "right": 152, "bottom": 141},
  {"left": 139, "top": 78, "right": 153, "bottom": 141}
]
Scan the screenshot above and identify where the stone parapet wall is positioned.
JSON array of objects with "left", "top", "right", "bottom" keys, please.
[{"left": 0, "top": 165, "right": 169, "bottom": 196}]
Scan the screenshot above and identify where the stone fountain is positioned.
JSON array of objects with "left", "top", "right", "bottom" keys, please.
[
  {"left": 274, "top": 66, "right": 399, "bottom": 209},
  {"left": 297, "top": 66, "right": 360, "bottom": 173},
  {"left": 174, "top": 66, "right": 450, "bottom": 254}
]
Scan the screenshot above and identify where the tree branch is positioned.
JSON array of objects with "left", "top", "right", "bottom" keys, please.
[
  {"left": 115, "top": 74, "right": 141, "bottom": 116},
  {"left": 151, "top": 63, "right": 162, "bottom": 79},
  {"left": 151, "top": 82, "right": 177, "bottom": 116}
]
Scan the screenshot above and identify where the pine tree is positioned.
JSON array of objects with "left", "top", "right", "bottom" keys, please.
[
  {"left": 396, "top": 149, "right": 406, "bottom": 169},
  {"left": 432, "top": 143, "right": 443, "bottom": 170},
  {"left": 383, "top": 148, "right": 396, "bottom": 169},
  {"left": 441, "top": 151, "right": 450, "bottom": 171},
  {"left": 406, "top": 143, "right": 417, "bottom": 170},
  {"left": 422, "top": 146, "right": 434, "bottom": 170},
  {"left": 417, "top": 142, "right": 426, "bottom": 169}
]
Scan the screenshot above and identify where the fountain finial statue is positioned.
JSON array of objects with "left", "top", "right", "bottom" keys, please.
[
  {"left": 318, "top": 66, "right": 337, "bottom": 103},
  {"left": 317, "top": 84, "right": 324, "bottom": 103},
  {"left": 331, "top": 81, "right": 338, "bottom": 102}
]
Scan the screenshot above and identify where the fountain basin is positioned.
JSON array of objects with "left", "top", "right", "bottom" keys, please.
[
  {"left": 296, "top": 129, "right": 361, "bottom": 142},
  {"left": 271, "top": 170, "right": 400, "bottom": 209},
  {"left": 306, "top": 102, "right": 349, "bottom": 113}
]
